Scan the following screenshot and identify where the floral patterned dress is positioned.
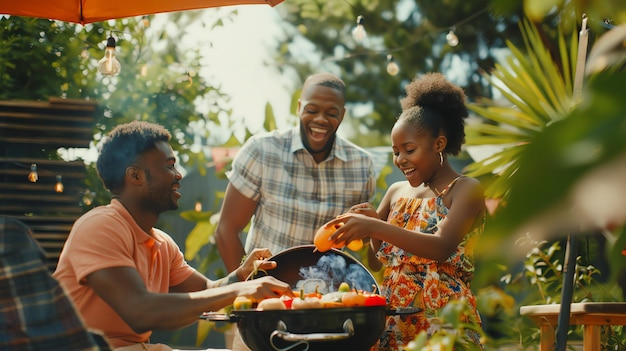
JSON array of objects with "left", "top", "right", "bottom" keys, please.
[{"left": 376, "top": 177, "right": 483, "bottom": 350}]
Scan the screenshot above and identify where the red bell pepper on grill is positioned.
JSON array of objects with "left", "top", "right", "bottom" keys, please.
[{"left": 364, "top": 293, "right": 386, "bottom": 306}]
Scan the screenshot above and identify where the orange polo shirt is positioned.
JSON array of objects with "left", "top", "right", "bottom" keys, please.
[{"left": 54, "top": 199, "right": 195, "bottom": 348}]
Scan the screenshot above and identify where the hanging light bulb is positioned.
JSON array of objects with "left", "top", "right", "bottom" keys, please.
[
  {"left": 97, "top": 34, "right": 121, "bottom": 77},
  {"left": 28, "top": 164, "right": 38, "bottom": 183},
  {"left": 194, "top": 200, "right": 202, "bottom": 212},
  {"left": 82, "top": 189, "right": 94, "bottom": 206},
  {"left": 446, "top": 30, "right": 459, "bottom": 47},
  {"left": 352, "top": 15, "right": 366, "bottom": 42},
  {"left": 54, "top": 175, "right": 64, "bottom": 193},
  {"left": 80, "top": 45, "right": 89, "bottom": 59},
  {"left": 142, "top": 15, "right": 150, "bottom": 27},
  {"left": 386, "top": 54, "right": 400, "bottom": 76}
]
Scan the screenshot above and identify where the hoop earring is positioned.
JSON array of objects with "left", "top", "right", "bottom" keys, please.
[{"left": 439, "top": 152, "right": 444, "bottom": 165}]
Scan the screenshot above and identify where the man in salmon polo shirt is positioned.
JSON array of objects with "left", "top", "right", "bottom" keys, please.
[{"left": 54, "top": 121, "right": 292, "bottom": 351}]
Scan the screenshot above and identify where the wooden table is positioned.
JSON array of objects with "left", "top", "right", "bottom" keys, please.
[{"left": 520, "top": 302, "right": 626, "bottom": 351}]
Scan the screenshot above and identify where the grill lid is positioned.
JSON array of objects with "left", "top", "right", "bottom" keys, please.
[{"left": 253, "top": 245, "right": 378, "bottom": 294}]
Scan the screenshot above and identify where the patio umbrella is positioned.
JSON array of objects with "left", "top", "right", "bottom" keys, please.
[{"left": 0, "top": 0, "right": 283, "bottom": 25}]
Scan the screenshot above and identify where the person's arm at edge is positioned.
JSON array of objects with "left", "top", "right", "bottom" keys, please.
[{"left": 214, "top": 183, "right": 258, "bottom": 272}]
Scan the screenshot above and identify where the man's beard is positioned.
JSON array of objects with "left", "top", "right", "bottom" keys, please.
[{"left": 145, "top": 186, "right": 179, "bottom": 213}]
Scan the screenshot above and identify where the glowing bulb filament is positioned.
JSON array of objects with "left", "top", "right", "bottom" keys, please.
[
  {"left": 97, "top": 35, "right": 121, "bottom": 77},
  {"left": 28, "top": 164, "right": 38, "bottom": 183},
  {"left": 105, "top": 49, "right": 114, "bottom": 72},
  {"left": 55, "top": 175, "right": 64, "bottom": 193}
]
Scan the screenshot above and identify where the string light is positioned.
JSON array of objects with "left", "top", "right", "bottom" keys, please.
[
  {"left": 194, "top": 200, "right": 202, "bottom": 212},
  {"left": 28, "top": 164, "right": 38, "bottom": 183},
  {"left": 54, "top": 175, "right": 64, "bottom": 193},
  {"left": 142, "top": 15, "right": 150, "bottom": 27},
  {"left": 82, "top": 189, "right": 95, "bottom": 206},
  {"left": 15, "top": 162, "right": 77, "bottom": 193},
  {"left": 97, "top": 34, "right": 121, "bottom": 77},
  {"left": 386, "top": 54, "right": 400, "bottom": 76},
  {"left": 325, "top": 6, "right": 489, "bottom": 73},
  {"left": 186, "top": 71, "right": 194, "bottom": 87},
  {"left": 446, "top": 29, "right": 459, "bottom": 47},
  {"left": 352, "top": 15, "right": 367, "bottom": 42},
  {"left": 80, "top": 45, "right": 89, "bottom": 59}
]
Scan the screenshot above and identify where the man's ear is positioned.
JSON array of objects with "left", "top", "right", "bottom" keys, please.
[
  {"left": 125, "top": 166, "right": 143, "bottom": 185},
  {"left": 434, "top": 135, "right": 447, "bottom": 153}
]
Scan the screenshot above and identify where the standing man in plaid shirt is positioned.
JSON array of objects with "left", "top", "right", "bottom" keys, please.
[
  {"left": 214, "top": 73, "right": 375, "bottom": 351},
  {"left": 215, "top": 72, "right": 375, "bottom": 271}
]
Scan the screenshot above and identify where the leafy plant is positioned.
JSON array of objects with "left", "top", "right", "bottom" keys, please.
[
  {"left": 179, "top": 190, "right": 242, "bottom": 346},
  {"left": 403, "top": 299, "right": 487, "bottom": 351},
  {"left": 462, "top": 12, "right": 626, "bottom": 350},
  {"left": 464, "top": 19, "right": 579, "bottom": 201},
  {"left": 499, "top": 235, "right": 625, "bottom": 349}
]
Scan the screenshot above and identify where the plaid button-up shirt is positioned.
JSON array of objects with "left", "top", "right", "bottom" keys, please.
[
  {"left": 228, "top": 127, "right": 376, "bottom": 255},
  {"left": 0, "top": 216, "right": 102, "bottom": 351}
]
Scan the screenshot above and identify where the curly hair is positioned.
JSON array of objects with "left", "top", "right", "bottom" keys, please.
[
  {"left": 398, "top": 72, "right": 468, "bottom": 155},
  {"left": 96, "top": 121, "right": 171, "bottom": 193}
]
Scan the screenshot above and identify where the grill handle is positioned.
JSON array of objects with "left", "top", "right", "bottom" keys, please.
[{"left": 269, "top": 319, "right": 354, "bottom": 350}]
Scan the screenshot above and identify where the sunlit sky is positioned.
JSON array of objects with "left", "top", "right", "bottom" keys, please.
[{"left": 165, "top": 5, "right": 296, "bottom": 135}]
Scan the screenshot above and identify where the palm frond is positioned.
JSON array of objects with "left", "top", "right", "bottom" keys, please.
[
  {"left": 465, "top": 19, "right": 577, "bottom": 200},
  {"left": 467, "top": 105, "right": 544, "bottom": 131}
]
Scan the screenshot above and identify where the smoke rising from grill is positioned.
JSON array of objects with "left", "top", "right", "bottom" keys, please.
[{"left": 297, "top": 252, "right": 374, "bottom": 293}]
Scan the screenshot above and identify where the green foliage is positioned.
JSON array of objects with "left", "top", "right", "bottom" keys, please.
[
  {"left": 1, "top": 13, "right": 239, "bottom": 208},
  {"left": 0, "top": 17, "right": 99, "bottom": 100},
  {"left": 180, "top": 192, "right": 233, "bottom": 346},
  {"left": 180, "top": 210, "right": 216, "bottom": 260},
  {"left": 491, "top": 0, "right": 626, "bottom": 29},
  {"left": 489, "top": 235, "right": 625, "bottom": 349},
  {"left": 263, "top": 102, "right": 277, "bottom": 131},
  {"left": 403, "top": 299, "right": 486, "bottom": 351},
  {"left": 487, "top": 69, "right": 626, "bottom": 241},
  {"left": 465, "top": 19, "right": 578, "bottom": 200},
  {"left": 272, "top": 0, "right": 523, "bottom": 140},
  {"left": 608, "top": 225, "right": 626, "bottom": 284},
  {"left": 463, "top": 12, "right": 626, "bottom": 306},
  {"left": 450, "top": 5, "right": 626, "bottom": 350}
]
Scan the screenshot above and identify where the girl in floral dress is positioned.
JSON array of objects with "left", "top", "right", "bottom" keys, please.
[{"left": 324, "top": 72, "right": 485, "bottom": 350}]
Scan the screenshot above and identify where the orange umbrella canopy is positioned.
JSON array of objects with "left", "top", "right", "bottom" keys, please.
[{"left": 0, "top": 0, "right": 283, "bottom": 25}]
